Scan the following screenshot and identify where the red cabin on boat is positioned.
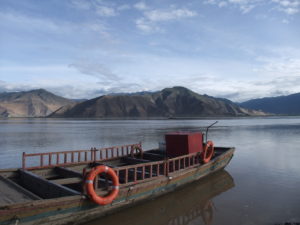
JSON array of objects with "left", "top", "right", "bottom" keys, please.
[{"left": 165, "top": 132, "right": 204, "bottom": 158}]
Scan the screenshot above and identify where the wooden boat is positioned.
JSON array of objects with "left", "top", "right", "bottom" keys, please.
[{"left": 0, "top": 131, "right": 234, "bottom": 225}]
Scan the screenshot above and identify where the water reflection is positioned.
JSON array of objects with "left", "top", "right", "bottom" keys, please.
[{"left": 85, "top": 170, "right": 234, "bottom": 225}]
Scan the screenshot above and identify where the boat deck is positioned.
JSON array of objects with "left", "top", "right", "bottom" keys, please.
[{"left": 0, "top": 175, "right": 40, "bottom": 205}]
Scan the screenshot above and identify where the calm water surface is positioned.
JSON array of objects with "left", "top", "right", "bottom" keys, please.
[{"left": 0, "top": 117, "right": 300, "bottom": 225}]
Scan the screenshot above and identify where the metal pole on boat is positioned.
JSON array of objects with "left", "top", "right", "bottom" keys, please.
[
  {"left": 22, "top": 152, "right": 26, "bottom": 169},
  {"left": 205, "top": 121, "right": 218, "bottom": 143}
]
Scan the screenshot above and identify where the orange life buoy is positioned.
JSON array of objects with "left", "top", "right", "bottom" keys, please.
[
  {"left": 85, "top": 165, "right": 119, "bottom": 205},
  {"left": 202, "top": 141, "right": 214, "bottom": 164},
  {"left": 130, "top": 145, "right": 143, "bottom": 158}
]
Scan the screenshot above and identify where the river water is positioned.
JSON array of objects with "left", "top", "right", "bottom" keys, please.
[{"left": 0, "top": 117, "right": 300, "bottom": 225}]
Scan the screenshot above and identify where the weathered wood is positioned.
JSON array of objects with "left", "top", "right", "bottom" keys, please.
[
  {"left": 121, "top": 157, "right": 151, "bottom": 164},
  {"left": 22, "top": 143, "right": 141, "bottom": 170},
  {"left": 0, "top": 175, "right": 41, "bottom": 206},
  {"left": 19, "top": 169, "right": 80, "bottom": 199},
  {"left": 143, "top": 152, "right": 165, "bottom": 160},
  {"left": 54, "top": 167, "right": 82, "bottom": 178},
  {"left": 51, "top": 177, "right": 82, "bottom": 185}
]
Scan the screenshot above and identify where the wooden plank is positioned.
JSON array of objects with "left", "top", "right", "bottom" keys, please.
[
  {"left": 142, "top": 152, "right": 165, "bottom": 160},
  {"left": 0, "top": 175, "right": 41, "bottom": 206},
  {"left": 121, "top": 157, "right": 151, "bottom": 165},
  {"left": 93, "top": 162, "right": 118, "bottom": 168},
  {"left": 54, "top": 167, "right": 82, "bottom": 178},
  {"left": 51, "top": 177, "right": 82, "bottom": 185},
  {"left": 19, "top": 169, "right": 80, "bottom": 199}
]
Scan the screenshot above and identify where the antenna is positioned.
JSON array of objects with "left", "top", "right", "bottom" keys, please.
[{"left": 205, "top": 121, "right": 218, "bottom": 143}]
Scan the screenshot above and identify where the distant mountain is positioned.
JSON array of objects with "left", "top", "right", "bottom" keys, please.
[
  {"left": 71, "top": 99, "right": 88, "bottom": 103},
  {"left": 109, "top": 91, "right": 154, "bottom": 96},
  {"left": 239, "top": 93, "right": 300, "bottom": 115},
  {"left": 50, "top": 86, "right": 266, "bottom": 118},
  {"left": 0, "top": 89, "right": 75, "bottom": 117}
]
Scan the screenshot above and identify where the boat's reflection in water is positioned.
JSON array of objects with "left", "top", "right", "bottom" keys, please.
[{"left": 85, "top": 170, "right": 235, "bottom": 225}]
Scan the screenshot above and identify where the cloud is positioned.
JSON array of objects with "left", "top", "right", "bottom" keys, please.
[
  {"left": 0, "top": 9, "right": 118, "bottom": 50},
  {"left": 70, "top": 0, "right": 91, "bottom": 10},
  {"left": 135, "top": 7, "right": 197, "bottom": 33},
  {"left": 218, "top": 1, "right": 228, "bottom": 7},
  {"left": 281, "top": 6, "right": 299, "bottom": 14},
  {"left": 0, "top": 11, "right": 61, "bottom": 33},
  {"left": 134, "top": 2, "right": 148, "bottom": 10},
  {"left": 0, "top": 80, "right": 38, "bottom": 93},
  {"left": 0, "top": 10, "right": 109, "bottom": 36},
  {"left": 135, "top": 18, "right": 162, "bottom": 33},
  {"left": 70, "top": 0, "right": 122, "bottom": 16},
  {"left": 205, "top": 0, "right": 259, "bottom": 14},
  {"left": 144, "top": 8, "right": 197, "bottom": 22},
  {"left": 118, "top": 4, "right": 131, "bottom": 11},
  {"left": 190, "top": 75, "right": 300, "bottom": 102},
  {"left": 95, "top": 6, "right": 117, "bottom": 17},
  {"left": 205, "top": 0, "right": 300, "bottom": 15},
  {"left": 69, "top": 61, "right": 120, "bottom": 81},
  {"left": 256, "top": 58, "right": 300, "bottom": 77}
]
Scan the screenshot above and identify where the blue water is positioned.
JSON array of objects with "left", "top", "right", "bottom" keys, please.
[{"left": 0, "top": 117, "right": 300, "bottom": 224}]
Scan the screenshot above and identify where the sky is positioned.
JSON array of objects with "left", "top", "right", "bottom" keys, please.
[{"left": 0, "top": 0, "right": 299, "bottom": 102}]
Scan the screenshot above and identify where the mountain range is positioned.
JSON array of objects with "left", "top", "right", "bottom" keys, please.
[
  {"left": 5, "top": 86, "right": 299, "bottom": 118},
  {"left": 50, "top": 86, "right": 265, "bottom": 118},
  {"left": 239, "top": 93, "right": 300, "bottom": 115},
  {"left": 0, "top": 89, "right": 74, "bottom": 117}
]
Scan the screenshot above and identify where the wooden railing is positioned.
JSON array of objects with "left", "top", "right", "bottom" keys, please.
[
  {"left": 167, "top": 152, "right": 201, "bottom": 173},
  {"left": 115, "top": 160, "right": 167, "bottom": 184},
  {"left": 115, "top": 152, "right": 202, "bottom": 185},
  {"left": 22, "top": 143, "right": 141, "bottom": 170}
]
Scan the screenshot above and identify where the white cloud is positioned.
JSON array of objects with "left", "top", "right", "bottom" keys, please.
[
  {"left": 282, "top": 18, "right": 290, "bottom": 23},
  {"left": 0, "top": 11, "right": 61, "bottom": 32},
  {"left": 205, "top": 0, "right": 300, "bottom": 15},
  {"left": 135, "top": 18, "right": 162, "bottom": 33},
  {"left": 70, "top": 0, "right": 91, "bottom": 10},
  {"left": 117, "top": 4, "right": 131, "bottom": 11},
  {"left": 282, "top": 7, "right": 299, "bottom": 14},
  {"left": 218, "top": 1, "right": 228, "bottom": 7},
  {"left": 69, "top": 61, "right": 120, "bottom": 81},
  {"left": 134, "top": 2, "right": 148, "bottom": 10},
  {"left": 71, "top": 0, "right": 122, "bottom": 17},
  {"left": 96, "top": 6, "right": 117, "bottom": 17},
  {"left": 2, "top": 55, "right": 300, "bottom": 101},
  {"left": 273, "top": 0, "right": 300, "bottom": 7},
  {"left": 145, "top": 8, "right": 197, "bottom": 22},
  {"left": 240, "top": 4, "right": 255, "bottom": 13},
  {"left": 256, "top": 58, "right": 300, "bottom": 77},
  {"left": 135, "top": 7, "right": 197, "bottom": 32},
  {"left": 0, "top": 10, "right": 115, "bottom": 46}
]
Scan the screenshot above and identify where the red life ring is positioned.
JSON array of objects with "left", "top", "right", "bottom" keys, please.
[
  {"left": 85, "top": 165, "right": 119, "bottom": 205},
  {"left": 202, "top": 141, "right": 214, "bottom": 164},
  {"left": 130, "top": 145, "right": 143, "bottom": 158}
]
